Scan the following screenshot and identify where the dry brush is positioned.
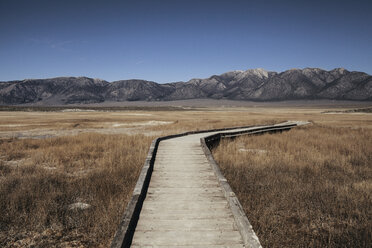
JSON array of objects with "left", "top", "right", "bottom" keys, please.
[
  {"left": 213, "top": 124, "right": 372, "bottom": 247},
  {"left": 0, "top": 133, "right": 153, "bottom": 247}
]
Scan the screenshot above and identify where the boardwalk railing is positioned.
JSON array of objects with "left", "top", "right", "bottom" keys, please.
[{"left": 111, "top": 122, "right": 300, "bottom": 248}]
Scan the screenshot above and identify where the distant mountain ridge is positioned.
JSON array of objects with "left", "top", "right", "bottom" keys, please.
[{"left": 1, "top": 68, "right": 371, "bottom": 105}]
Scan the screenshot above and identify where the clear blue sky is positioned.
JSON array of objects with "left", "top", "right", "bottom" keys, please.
[{"left": 0, "top": 0, "right": 371, "bottom": 83}]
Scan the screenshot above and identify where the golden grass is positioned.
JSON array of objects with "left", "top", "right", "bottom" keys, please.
[
  {"left": 0, "top": 105, "right": 371, "bottom": 247},
  {"left": 0, "top": 105, "right": 371, "bottom": 137},
  {"left": 0, "top": 133, "right": 153, "bottom": 247},
  {"left": 213, "top": 124, "right": 372, "bottom": 247}
]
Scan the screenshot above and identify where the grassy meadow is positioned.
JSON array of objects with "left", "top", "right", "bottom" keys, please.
[
  {"left": 0, "top": 102, "right": 371, "bottom": 247},
  {"left": 0, "top": 133, "right": 153, "bottom": 247},
  {"left": 213, "top": 124, "right": 372, "bottom": 247}
]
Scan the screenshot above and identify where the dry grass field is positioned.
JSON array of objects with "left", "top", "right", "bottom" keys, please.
[
  {"left": 0, "top": 102, "right": 371, "bottom": 247},
  {"left": 0, "top": 133, "right": 153, "bottom": 247},
  {"left": 213, "top": 124, "right": 372, "bottom": 247}
]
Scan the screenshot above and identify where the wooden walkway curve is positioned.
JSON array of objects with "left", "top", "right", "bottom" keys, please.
[{"left": 112, "top": 122, "right": 308, "bottom": 248}]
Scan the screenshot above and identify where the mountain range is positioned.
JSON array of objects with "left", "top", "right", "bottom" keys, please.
[{"left": 0, "top": 68, "right": 371, "bottom": 105}]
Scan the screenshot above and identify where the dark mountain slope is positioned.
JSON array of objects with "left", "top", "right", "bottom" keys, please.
[
  {"left": 0, "top": 77, "right": 108, "bottom": 104},
  {"left": 105, "top": 80, "right": 172, "bottom": 101},
  {"left": 0, "top": 68, "right": 371, "bottom": 105}
]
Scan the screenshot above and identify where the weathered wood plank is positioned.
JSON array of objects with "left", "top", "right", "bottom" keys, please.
[
  {"left": 132, "top": 230, "right": 243, "bottom": 246},
  {"left": 135, "top": 218, "right": 237, "bottom": 231}
]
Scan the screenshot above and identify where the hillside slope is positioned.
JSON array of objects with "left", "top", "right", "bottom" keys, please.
[{"left": 0, "top": 68, "right": 371, "bottom": 104}]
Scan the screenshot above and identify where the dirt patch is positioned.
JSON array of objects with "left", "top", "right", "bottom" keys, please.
[
  {"left": 238, "top": 148, "right": 267, "bottom": 154},
  {"left": 112, "top": 120, "right": 173, "bottom": 127},
  {"left": 0, "top": 125, "right": 162, "bottom": 139}
]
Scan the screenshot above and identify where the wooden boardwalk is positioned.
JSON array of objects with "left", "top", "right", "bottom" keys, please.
[
  {"left": 117, "top": 122, "right": 308, "bottom": 247},
  {"left": 131, "top": 127, "right": 261, "bottom": 248}
]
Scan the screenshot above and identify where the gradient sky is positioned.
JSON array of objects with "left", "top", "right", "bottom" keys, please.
[{"left": 1, "top": 0, "right": 371, "bottom": 83}]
